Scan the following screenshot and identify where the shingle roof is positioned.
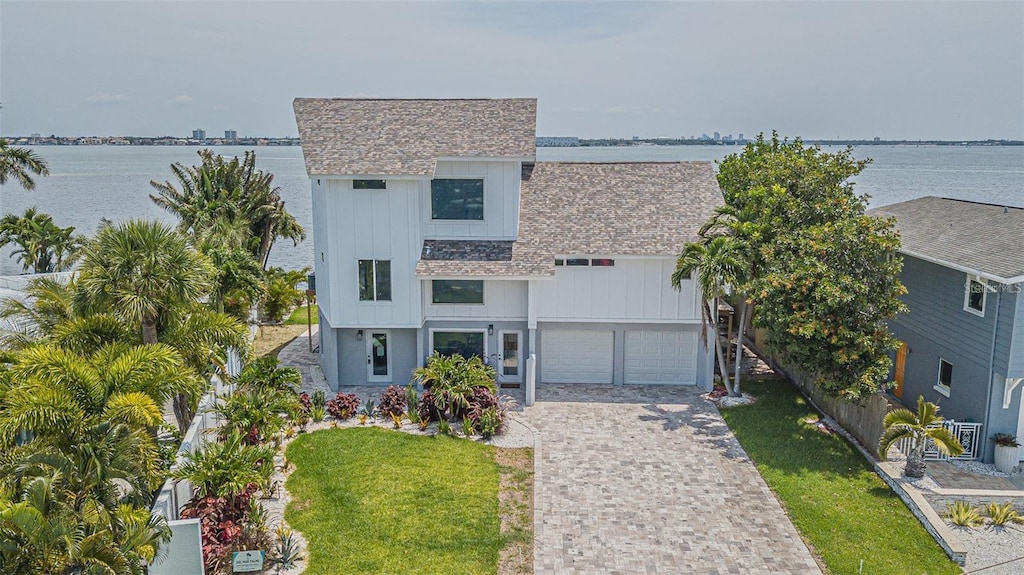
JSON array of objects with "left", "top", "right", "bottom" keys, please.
[
  {"left": 415, "top": 161, "right": 724, "bottom": 277},
  {"left": 293, "top": 98, "right": 537, "bottom": 176},
  {"left": 869, "top": 196, "right": 1024, "bottom": 282}
]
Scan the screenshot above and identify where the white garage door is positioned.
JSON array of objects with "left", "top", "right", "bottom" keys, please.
[
  {"left": 541, "top": 330, "right": 614, "bottom": 384},
  {"left": 624, "top": 330, "right": 698, "bottom": 385}
]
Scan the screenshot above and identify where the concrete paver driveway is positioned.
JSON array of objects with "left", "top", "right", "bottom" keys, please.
[{"left": 523, "top": 385, "right": 821, "bottom": 574}]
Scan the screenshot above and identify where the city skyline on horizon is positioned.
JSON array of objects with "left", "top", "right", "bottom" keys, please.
[{"left": 2, "top": 0, "right": 1022, "bottom": 142}]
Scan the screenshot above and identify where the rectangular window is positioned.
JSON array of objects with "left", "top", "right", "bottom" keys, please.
[
  {"left": 432, "top": 280, "right": 484, "bottom": 304},
  {"left": 432, "top": 331, "right": 485, "bottom": 359},
  {"left": 358, "top": 260, "right": 391, "bottom": 301},
  {"left": 554, "top": 259, "right": 564, "bottom": 266},
  {"left": 964, "top": 275, "right": 986, "bottom": 315},
  {"left": 353, "top": 179, "right": 386, "bottom": 190},
  {"left": 591, "top": 258, "right": 615, "bottom": 267},
  {"left": 566, "top": 258, "right": 589, "bottom": 266},
  {"left": 431, "top": 179, "right": 484, "bottom": 220},
  {"left": 936, "top": 358, "right": 953, "bottom": 396}
]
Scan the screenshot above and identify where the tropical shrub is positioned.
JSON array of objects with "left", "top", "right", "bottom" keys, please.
[
  {"left": 261, "top": 267, "right": 307, "bottom": 323},
  {"left": 298, "top": 392, "right": 312, "bottom": 414},
  {"left": 478, "top": 406, "right": 501, "bottom": 439},
  {"left": 418, "top": 388, "right": 440, "bottom": 423},
  {"left": 412, "top": 353, "right": 496, "bottom": 421},
  {"left": 172, "top": 432, "right": 275, "bottom": 501},
  {"left": 178, "top": 483, "right": 269, "bottom": 574},
  {"left": 986, "top": 502, "right": 1022, "bottom": 526},
  {"left": 310, "top": 404, "right": 326, "bottom": 423},
  {"left": 946, "top": 501, "right": 983, "bottom": 527},
  {"left": 214, "top": 387, "right": 297, "bottom": 445},
  {"left": 326, "top": 393, "right": 360, "bottom": 419},
  {"left": 311, "top": 388, "right": 326, "bottom": 408},
  {"left": 378, "top": 385, "right": 406, "bottom": 417},
  {"left": 235, "top": 355, "right": 301, "bottom": 395}
]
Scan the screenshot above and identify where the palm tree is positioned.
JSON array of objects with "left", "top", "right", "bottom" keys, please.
[
  {"left": 77, "top": 219, "right": 213, "bottom": 345},
  {"left": 879, "top": 395, "right": 964, "bottom": 477},
  {"left": 0, "top": 208, "right": 82, "bottom": 273},
  {"left": 0, "top": 140, "right": 49, "bottom": 191},
  {"left": 150, "top": 149, "right": 305, "bottom": 270},
  {"left": 671, "top": 236, "right": 748, "bottom": 397},
  {"left": 0, "top": 276, "right": 83, "bottom": 349}
]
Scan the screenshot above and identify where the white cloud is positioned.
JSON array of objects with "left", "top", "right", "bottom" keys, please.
[
  {"left": 168, "top": 94, "right": 194, "bottom": 105},
  {"left": 85, "top": 92, "right": 128, "bottom": 104}
]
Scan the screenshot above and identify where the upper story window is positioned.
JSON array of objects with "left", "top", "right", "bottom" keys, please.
[
  {"left": 566, "top": 258, "right": 589, "bottom": 266},
  {"left": 935, "top": 358, "right": 953, "bottom": 397},
  {"left": 431, "top": 179, "right": 484, "bottom": 220},
  {"left": 358, "top": 260, "right": 391, "bottom": 302},
  {"left": 432, "top": 280, "right": 484, "bottom": 304},
  {"left": 353, "top": 179, "right": 386, "bottom": 190},
  {"left": 964, "top": 275, "right": 987, "bottom": 316}
]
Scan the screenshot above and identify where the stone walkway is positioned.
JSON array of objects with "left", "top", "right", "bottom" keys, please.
[{"left": 523, "top": 385, "right": 821, "bottom": 574}]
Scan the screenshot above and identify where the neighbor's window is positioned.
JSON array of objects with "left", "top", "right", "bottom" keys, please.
[
  {"left": 964, "top": 275, "right": 986, "bottom": 315},
  {"left": 432, "top": 280, "right": 484, "bottom": 304},
  {"left": 431, "top": 179, "right": 484, "bottom": 220},
  {"left": 432, "top": 331, "right": 485, "bottom": 359},
  {"left": 936, "top": 358, "right": 953, "bottom": 396},
  {"left": 353, "top": 179, "right": 386, "bottom": 190},
  {"left": 358, "top": 260, "right": 391, "bottom": 301}
]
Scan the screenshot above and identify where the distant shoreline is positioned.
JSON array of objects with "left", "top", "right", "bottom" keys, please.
[{"left": 4, "top": 136, "right": 1022, "bottom": 147}]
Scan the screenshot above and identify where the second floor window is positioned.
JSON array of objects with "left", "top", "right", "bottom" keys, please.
[
  {"left": 431, "top": 179, "right": 484, "bottom": 220},
  {"left": 358, "top": 260, "right": 391, "bottom": 301},
  {"left": 432, "top": 280, "right": 484, "bottom": 304},
  {"left": 964, "top": 275, "right": 986, "bottom": 315}
]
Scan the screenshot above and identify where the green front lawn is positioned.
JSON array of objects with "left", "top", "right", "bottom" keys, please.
[
  {"left": 285, "top": 304, "right": 317, "bottom": 325},
  {"left": 720, "top": 379, "right": 961, "bottom": 575},
  {"left": 285, "top": 427, "right": 503, "bottom": 574}
]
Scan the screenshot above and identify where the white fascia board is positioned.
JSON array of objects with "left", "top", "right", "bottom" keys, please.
[
  {"left": 435, "top": 156, "right": 534, "bottom": 163},
  {"left": 414, "top": 274, "right": 550, "bottom": 281},
  {"left": 899, "top": 248, "right": 1021, "bottom": 285},
  {"left": 310, "top": 174, "right": 429, "bottom": 181},
  {"left": 337, "top": 323, "right": 422, "bottom": 329}
]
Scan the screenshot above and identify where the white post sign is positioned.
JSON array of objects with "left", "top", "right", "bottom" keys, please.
[{"left": 231, "top": 550, "right": 265, "bottom": 573}]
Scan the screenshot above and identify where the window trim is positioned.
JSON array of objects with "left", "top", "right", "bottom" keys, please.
[
  {"left": 935, "top": 358, "right": 953, "bottom": 397},
  {"left": 964, "top": 275, "right": 987, "bottom": 317},
  {"left": 428, "top": 328, "right": 489, "bottom": 360},
  {"left": 429, "top": 177, "right": 486, "bottom": 222},
  {"left": 357, "top": 259, "right": 392, "bottom": 302},
  {"left": 431, "top": 279, "right": 485, "bottom": 305}
]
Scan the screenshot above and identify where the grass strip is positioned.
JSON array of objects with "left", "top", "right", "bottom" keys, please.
[{"left": 720, "top": 379, "right": 961, "bottom": 575}]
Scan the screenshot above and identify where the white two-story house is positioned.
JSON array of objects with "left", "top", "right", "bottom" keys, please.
[{"left": 293, "top": 98, "right": 722, "bottom": 390}]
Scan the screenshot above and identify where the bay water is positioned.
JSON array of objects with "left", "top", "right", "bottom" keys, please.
[{"left": 1, "top": 144, "right": 1021, "bottom": 276}]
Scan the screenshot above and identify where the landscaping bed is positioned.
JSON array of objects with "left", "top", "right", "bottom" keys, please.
[
  {"left": 284, "top": 427, "right": 532, "bottom": 574},
  {"left": 719, "top": 379, "right": 962, "bottom": 574}
]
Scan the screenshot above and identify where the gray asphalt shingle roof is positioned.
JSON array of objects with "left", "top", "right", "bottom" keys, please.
[
  {"left": 414, "top": 161, "right": 724, "bottom": 277},
  {"left": 293, "top": 98, "right": 537, "bottom": 176},
  {"left": 869, "top": 196, "right": 1024, "bottom": 282}
]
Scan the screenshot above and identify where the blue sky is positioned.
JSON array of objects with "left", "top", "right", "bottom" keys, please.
[{"left": 1, "top": 1, "right": 1021, "bottom": 139}]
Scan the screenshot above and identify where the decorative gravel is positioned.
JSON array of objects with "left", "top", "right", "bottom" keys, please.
[
  {"left": 710, "top": 393, "right": 757, "bottom": 408},
  {"left": 949, "top": 522, "right": 1024, "bottom": 574},
  {"left": 948, "top": 458, "right": 1011, "bottom": 478}
]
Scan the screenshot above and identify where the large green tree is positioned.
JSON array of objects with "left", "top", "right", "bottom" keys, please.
[
  {"left": 706, "top": 133, "right": 906, "bottom": 400},
  {"left": 0, "top": 208, "right": 82, "bottom": 273},
  {"left": 0, "top": 140, "right": 49, "bottom": 191},
  {"left": 150, "top": 149, "right": 305, "bottom": 270}
]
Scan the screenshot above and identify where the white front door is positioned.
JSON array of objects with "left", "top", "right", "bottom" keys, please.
[
  {"left": 497, "top": 330, "right": 522, "bottom": 385},
  {"left": 366, "top": 330, "right": 391, "bottom": 383}
]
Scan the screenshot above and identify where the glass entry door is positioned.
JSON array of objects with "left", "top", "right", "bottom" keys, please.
[
  {"left": 367, "top": 330, "right": 391, "bottom": 383},
  {"left": 497, "top": 330, "right": 522, "bottom": 386}
]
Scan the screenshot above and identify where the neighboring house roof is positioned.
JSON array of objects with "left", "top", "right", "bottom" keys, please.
[
  {"left": 414, "top": 161, "right": 724, "bottom": 277},
  {"left": 292, "top": 98, "right": 537, "bottom": 176},
  {"left": 869, "top": 196, "right": 1024, "bottom": 283}
]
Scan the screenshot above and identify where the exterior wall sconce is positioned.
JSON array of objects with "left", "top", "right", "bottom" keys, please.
[
  {"left": 356, "top": 329, "right": 363, "bottom": 341},
  {"left": 488, "top": 324, "right": 494, "bottom": 336}
]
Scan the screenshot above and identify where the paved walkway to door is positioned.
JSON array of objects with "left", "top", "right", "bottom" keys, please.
[{"left": 523, "top": 385, "right": 821, "bottom": 574}]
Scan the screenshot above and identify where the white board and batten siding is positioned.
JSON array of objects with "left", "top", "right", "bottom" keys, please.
[
  {"left": 423, "top": 280, "right": 528, "bottom": 320},
  {"left": 624, "top": 330, "right": 698, "bottom": 385},
  {"left": 541, "top": 330, "right": 615, "bottom": 384},
  {"left": 421, "top": 160, "right": 520, "bottom": 239},
  {"left": 533, "top": 258, "right": 700, "bottom": 323},
  {"left": 313, "top": 178, "right": 423, "bottom": 328}
]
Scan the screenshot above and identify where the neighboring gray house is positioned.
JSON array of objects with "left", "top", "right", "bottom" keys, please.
[
  {"left": 293, "top": 98, "right": 721, "bottom": 392},
  {"left": 870, "top": 197, "right": 1024, "bottom": 463}
]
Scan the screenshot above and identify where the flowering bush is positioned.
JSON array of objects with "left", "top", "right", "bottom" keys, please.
[{"left": 326, "top": 392, "right": 361, "bottom": 419}]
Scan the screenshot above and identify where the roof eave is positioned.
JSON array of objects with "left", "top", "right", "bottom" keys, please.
[{"left": 899, "top": 248, "right": 1024, "bottom": 285}]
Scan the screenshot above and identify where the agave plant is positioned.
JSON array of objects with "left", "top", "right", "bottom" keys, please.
[{"left": 879, "top": 395, "right": 963, "bottom": 478}]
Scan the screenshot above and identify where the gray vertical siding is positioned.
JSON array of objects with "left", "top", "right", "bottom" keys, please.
[
  {"left": 318, "top": 311, "right": 340, "bottom": 391},
  {"left": 992, "top": 288, "right": 1017, "bottom": 376},
  {"left": 1009, "top": 289, "right": 1024, "bottom": 377},
  {"left": 420, "top": 320, "right": 531, "bottom": 367},
  {"left": 335, "top": 328, "right": 418, "bottom": 387}
]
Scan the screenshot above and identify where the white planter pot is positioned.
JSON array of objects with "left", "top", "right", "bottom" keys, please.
[{"left": 994, "top": 444, "right": 1020, "bottom": 474}]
